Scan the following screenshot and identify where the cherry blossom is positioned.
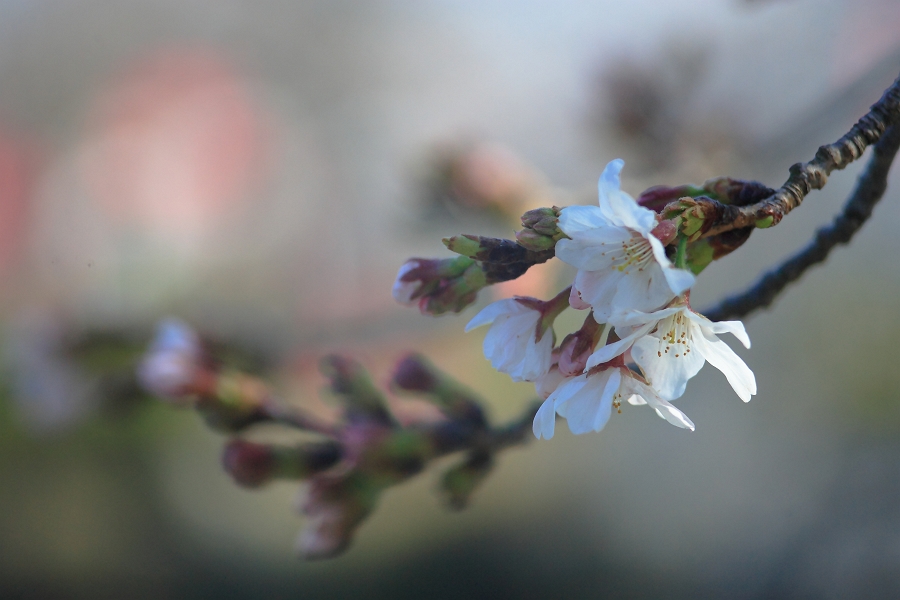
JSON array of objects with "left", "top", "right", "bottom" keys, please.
[
  {"left": 533, "top": 366, "right": 694, "bottom": 440},
  {"left": 465, "top": 298, "right": 554, "bottom": 382},
  {"left": 555, "top": 159, "right": 694, "bottom": 320},
  {"left": 587, "top": 303, "right": 756, "bottom": 402}
]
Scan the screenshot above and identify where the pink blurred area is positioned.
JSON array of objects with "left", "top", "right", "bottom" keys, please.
[
  {"left": 81, "top": 46, "right": 271, "bottom": 240},
  {"left": 0, "top": 128, "right": 39, "bottom": 274}
]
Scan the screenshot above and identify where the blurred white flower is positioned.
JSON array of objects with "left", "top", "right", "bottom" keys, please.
[
  {"left": 137, "top": 318, "right": 202, "bottom": 402},
  {"left": 587, "top": 303, "right": 756, "bottom": 402},
  {"left": 465, "top": 298, "right": 553, "bottom": 382},
  {"left": 533, "top": 366, "right": 694, "bottom": 440},
  {"left": 5, "top": 312, "right": 95, "bottom": 433},
  {"left": 556, "top": 159, "right": 694, "bottom": 320}
]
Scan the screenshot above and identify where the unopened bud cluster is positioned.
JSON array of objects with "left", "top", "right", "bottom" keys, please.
[{"left": 138, "top": 322, "right": 537, "bottom": 560}]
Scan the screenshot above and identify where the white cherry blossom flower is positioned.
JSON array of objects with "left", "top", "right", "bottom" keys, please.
[
  {"left": 533, "top": 366, "right": 694, "bottom": 440},
  {"left": 465, "top": 298, "right": 554, "bottom": 382},
  {"left": 587, "top": 303, "right": 756, "bottom": 402},
  {"left": 555, "top": 159, "right": 694, "bottom": 320}
]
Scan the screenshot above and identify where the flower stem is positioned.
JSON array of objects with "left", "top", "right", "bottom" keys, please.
[{"left": 675, "top": 236, "right": 688, "bottom": 270}]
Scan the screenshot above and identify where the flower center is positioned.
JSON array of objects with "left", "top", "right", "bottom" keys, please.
[
  {"left": 602, "top": 234, "right": 655, "bottom": 275},
  {"left": 655, "top": 310, "right": 692, "bottom": 359}
]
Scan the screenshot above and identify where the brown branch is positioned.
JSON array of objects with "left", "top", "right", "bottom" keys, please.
[
  {"left": 703, "top": 123, "right": 900, "bottom": 321},
  {"left": 701, "top": 72, "right": 900, "bottom": 237}
]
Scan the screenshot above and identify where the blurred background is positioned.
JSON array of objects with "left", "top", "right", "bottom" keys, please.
[{"left": 2, "top": 0, "right": 900, "bottom": 598}]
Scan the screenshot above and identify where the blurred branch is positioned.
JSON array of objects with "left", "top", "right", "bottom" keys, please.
[{"left": 704, "top": 124, "right": 900, "bottom": 320}]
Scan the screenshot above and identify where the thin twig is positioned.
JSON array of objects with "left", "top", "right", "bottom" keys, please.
[
  {"left": 703, "top": 124, "right": 900, "bottom": 321},
  {"left": 702, "top": 72, "right": 900, "bottom": 237}
]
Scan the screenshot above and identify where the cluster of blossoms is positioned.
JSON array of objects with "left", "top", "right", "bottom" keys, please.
[{"left": 397, "top": 159, "right": 756, "bottom": 439}]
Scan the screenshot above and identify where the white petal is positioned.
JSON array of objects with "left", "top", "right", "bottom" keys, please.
[
  {"left": 593, "top": 369, "right": 621, "bottom": 432},
  {"left": 647, "top": 236, "right": 695, "bottom": 295},
  {"left": 555, "top": 228, "right": 632, "bottom": 271},
  {"left": 574, "top": 269, "right": 622, "bottom": 320},
  {"left": 609, "top": 262, "right": 679, "bottom": 316},
  {"left": 688, "top": 313, "right": 751, "bottom": 349},
  {"left": 625, "top": 393, "right": 646, "bottom": 405},
  {"left": 597, "top": 159, "right": 656, "bottom": 233},
  {"left": 392, "top": 261, "right": 420, "bottom": 305},
  {"left": 585, "top": 321, "right": 656, "bottom": 369},
  {"left": 517, "top": 324, "right": 554, "bottom": 382},
  {"left": 465, "top": 299, "right": 527, "bottom": 332},
  {"left": 535, "top": 366, "right": 568, "bottom": 400},
  {"left": 555, "top": 372, "right": 617, "bottom": 435},
  {"left": 608, "top": 305, "right": 681, "bottom": 329},
  {"left": 628, "top": 379, "right": 695, "bottom": 430},
  {"left": 692, "top": 329, "right": 757, "bottom": 402},
  {"left": 533, "top": 397, "right": 557, "bottom": 440},
  {"left": 557, "top": 205, "right": 609, "bottom": 237},
  {"left": 631, "top": 332, "right": 704, "bottom": 401}
]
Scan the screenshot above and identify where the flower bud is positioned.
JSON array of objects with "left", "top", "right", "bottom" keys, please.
[
  {"left": 558, "top": 332, "right": 592, "bottom": 377},
  {"left": 391, "top": 353, "right": 486, "bottom": 426},
  {"left": 137, "top": 319, "right": 203, "bottom": 403},
  {"left": 320, "top": 355, "right": 394, "bottom": 425},
  {"left": 222, "top": 439, "right": 276, "bottom": 487},
  {"left": 441, "top": 234, "right": 482, "bottom": 259},
  {"left": 392, "top": 260, "right": 422, "bottom": 305},
  {"left": 515, "top": 228, "right": 556, "bottom": 252},
  {"left": 297, "top": 473, "right": 379, "bottom": 560},
  {"left": 391, "top": 354, "right": 439, "bottom": 393},
  {"left": 223, "top": 439, "right": 343, "bottom": 488},
  {"left": 441, "top": 450, "right": 493, "bottom": 510}
]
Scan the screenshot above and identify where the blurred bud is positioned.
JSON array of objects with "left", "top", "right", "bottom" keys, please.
[
  {"left": 393, "top": 256, "right": 486, "bottom": 315},
  {"left": 391, "top": 353, "right": 486, "bottom": 426},
  {"left": 321, "top": 355, "right": 394, "bottom": 425},
  {"left": 439, "top": 142, "right": 539, "bottom": 214},
  {"left": 417, "top": 263, "right": 486, "bottom": 316},
  {"left": 441, "top": 450, "right": 493, "bottom": 510},
  {"left": 391, "top": 354, "right": 439, "bottom": 393},
  {"left": 137, "top": 319, "right": 203, "bottom": 403},
  {"left": 222, "top": 439, "right": 276, "bottom": 487},
  {"left": 296, "top": 473, "right": 379, "bottom": 560},
  {"left": 392, "top": 260, "right": 422, "bottom": 305},
  {"left": 223, "top": 439, "right": 343, "bottom": 488}
]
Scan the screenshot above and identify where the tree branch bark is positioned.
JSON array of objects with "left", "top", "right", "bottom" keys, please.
[
  {"left": 703, "top": 123, "right": 900, "bottom": 321},
  {"left": 701, "top": 72, "right": 900, "bottom": 237}
]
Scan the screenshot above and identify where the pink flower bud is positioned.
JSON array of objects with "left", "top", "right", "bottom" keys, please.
[
  {"left": 569, "top": 285, "right": 591, "bottom": 310},
  {"left": 391, "top": 260, "right": 421, "bottom": 305},
  {"left": 650, "top": 219, "right": 678, "bottom": 245},
  {"left": 222, "top": 439, "right": 276, "bottom": 488},
  {"left": 558, "top": 332, "right": 592, "bottom": 377}
]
